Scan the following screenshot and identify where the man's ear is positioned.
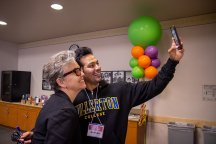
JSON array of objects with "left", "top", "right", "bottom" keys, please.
[{"left": 56, "top": 78, "right": 66, "bottom": 88}]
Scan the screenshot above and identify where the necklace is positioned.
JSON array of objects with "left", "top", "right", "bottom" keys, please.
[{"left": 84, "top": 87, "right": 102, "bottom": 124}]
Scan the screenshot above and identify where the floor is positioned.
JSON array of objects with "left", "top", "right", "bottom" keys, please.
[{"left": 0, "top": 125, "right": 15, "bottom": 144}]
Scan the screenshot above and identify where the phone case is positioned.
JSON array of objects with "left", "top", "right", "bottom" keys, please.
[{"left": 170, "top": 25, "right": 182, "bottom": 49}]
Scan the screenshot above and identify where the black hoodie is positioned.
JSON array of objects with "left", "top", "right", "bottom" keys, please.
[
  {"left": 32, "top": 90, "right": 82, "bottom": 144},
  {"left": 74, "top": 58, "right": 179, "bottom": 144}
]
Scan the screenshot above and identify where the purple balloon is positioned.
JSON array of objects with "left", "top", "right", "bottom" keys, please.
[
  {"left": 145, "top": 46, "right": 158, "bottom": 59},
  {"left": 151, "top": 58, "right": 161, "bottom": 68}
]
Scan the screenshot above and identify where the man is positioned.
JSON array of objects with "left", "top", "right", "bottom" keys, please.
[
  {"left": 20, "top": 40, "right": 184, "bottom": 144},
  {"left": 73, "top": 39, "right": 184, "bottom": 144}
]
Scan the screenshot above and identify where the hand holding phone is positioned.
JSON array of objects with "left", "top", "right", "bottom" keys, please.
[
  {"left": 170, "top": 25, "right": 182, "bottom": 50},
  {"left": 11, "top": 126, "right": 24, "bottom": 144}
]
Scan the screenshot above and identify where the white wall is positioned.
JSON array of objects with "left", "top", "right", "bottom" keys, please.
[
  {"left": 0, "top": 40, "right": 18, "bottom": 97},
  {"left": 16, "top": 22, "right": 216, "bottom": 144},
  {"left": 146, "top": 23, "right": 216, "bottom": 121},
  {"left": 18, "top": 23, "right": 216, "bottom": 122},
  {"left": 0, "top": 40, "right": 18, "bottom": 70}
]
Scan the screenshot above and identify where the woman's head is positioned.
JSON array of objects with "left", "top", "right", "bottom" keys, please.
[{"left": 43, "top": 50, "right": 85, "bottom": 92}]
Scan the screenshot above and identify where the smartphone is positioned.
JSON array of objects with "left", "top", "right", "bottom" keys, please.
[
  {"left": 11, "top": 126, "right": 23, "bottom": 144},
  {"left": 170, "top": 25, "right": 182, "bottom": 50},
  {"left": 16, "top": 126, "right": 23, "bottom": 136}
]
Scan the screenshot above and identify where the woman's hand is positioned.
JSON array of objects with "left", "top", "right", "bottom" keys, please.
[{"left": 19, "top": 131, "right": 33, "bottom": 144}]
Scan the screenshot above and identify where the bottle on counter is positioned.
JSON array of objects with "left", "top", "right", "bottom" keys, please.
[
  {"left": 21, "top": 95, "right": 26, "bottom": 104},
  {"left": 26, "top": 95, "right": 32, "bottom": 105},
  {"left": 35, "top": 96, "right": 40, "bottom": 105},
  {"left": 39, "top": 95, "right": 49, "bottom": 106}
]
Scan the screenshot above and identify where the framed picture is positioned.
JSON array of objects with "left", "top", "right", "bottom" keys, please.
[
  {"left": 112, "top": 71, "right": 124, "bottom": 83},
  {"left": 42, "top": 79, "right": 52, "bottom": 90},
  {"left": 101, "top": 71, "right": 112, "bottom": 84},
  {"left": 42, "top": 70, "right": 53, "bottom": 91},
  {"left": 125, "top": 71, "right": 139, "bottom": 83}
]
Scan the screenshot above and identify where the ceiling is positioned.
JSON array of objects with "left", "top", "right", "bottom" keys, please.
[{"left": 0, "top": 0, "right": 216, "bottom": 44}]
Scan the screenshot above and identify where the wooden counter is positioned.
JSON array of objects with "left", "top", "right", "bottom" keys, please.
[
  {"left": 0, "top": 101, "right": 41, "bottom": 131},
  {"left": 126, "top": 115, "right": 146, "bottom": 144}
]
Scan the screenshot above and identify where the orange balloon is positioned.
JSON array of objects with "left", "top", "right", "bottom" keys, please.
[
  {"left": 138, "top": 55, "right": 151, "bottom": 68},
  {"left": 145, "top": 66, "right": 158, "bottom": 79},
  {"left": 131, "top": 46, "right": 144, "bottom": 58}
]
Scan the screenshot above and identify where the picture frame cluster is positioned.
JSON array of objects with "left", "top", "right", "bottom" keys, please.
[
  {"left": 42, "top": 70, "right": 138, "bottom": 91},
  {"left": 101, "top": 71, "right": 138, "bottom": 84}
]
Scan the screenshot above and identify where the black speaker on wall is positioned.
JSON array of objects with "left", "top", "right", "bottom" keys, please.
[{"left": 1, "top": 71, "right": 31, "bottom": 102}]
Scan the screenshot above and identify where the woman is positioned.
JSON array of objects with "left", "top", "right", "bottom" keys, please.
[{"left": 31, "top": 50, "right": 86, "bottom": 144}]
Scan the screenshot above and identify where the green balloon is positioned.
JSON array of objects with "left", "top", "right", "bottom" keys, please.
[
  {"left": 128, "top": 16, "right": 162, "bottom": 47},
  {"left": 129, "top": 57, "right": 138, "bottom": 68},
  {"left": 132, "top": 66, "right": 144, "bottom": 79}
]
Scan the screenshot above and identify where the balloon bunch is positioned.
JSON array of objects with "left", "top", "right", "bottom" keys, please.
[
  {"left": 129, "top": 45, "right": 161, "bottom": 79},
  {"left": 128, "top": 16, "right": 162, "bottom": 79}
]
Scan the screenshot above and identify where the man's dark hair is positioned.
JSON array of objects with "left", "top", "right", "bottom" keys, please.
[{"left": 75, "top": 47, "right": 93, "bottom": 67}]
